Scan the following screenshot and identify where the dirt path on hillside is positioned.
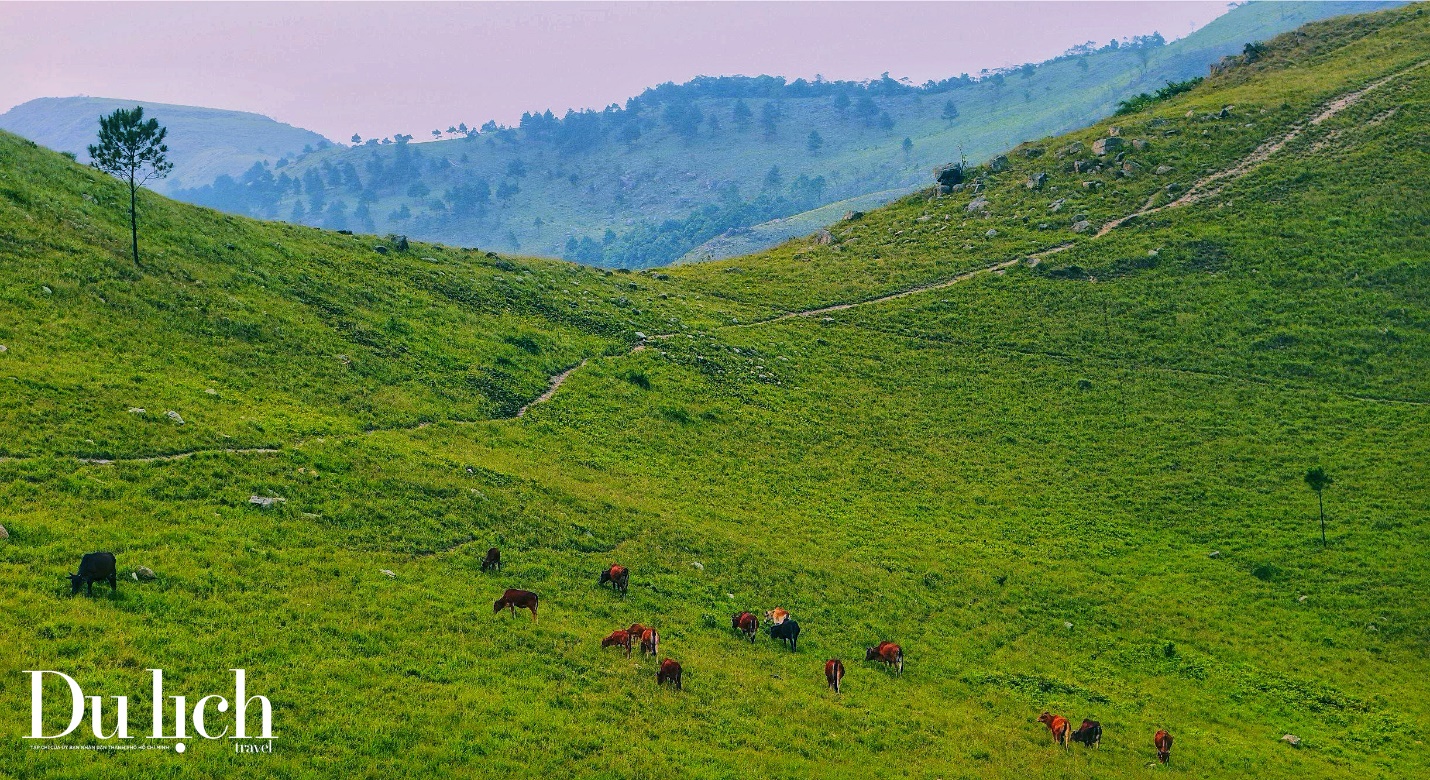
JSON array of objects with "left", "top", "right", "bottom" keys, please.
[
  {"left": 1096, "top": 60, "right": 1427, "bottom": 238},
  {"left": 516, "top": 361, "right": 589, "bottom": 418},
  {"left": 515, "top": 246, "right": 1074, "bottom": 412},
  {"left": 77, "top": 447, "right": 282, "bottom": 465}
]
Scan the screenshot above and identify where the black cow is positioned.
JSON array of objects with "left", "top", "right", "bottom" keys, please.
[
  {"left": 1071, "top": 719, "right": 1102, "bottom": 748},
  {"left": 70, "top": 552, "right": 117, "bottom": 596},
  {"left": 481, "top": 547, "right": 501, "bottom": 571},
  {"left": 769, "top": 618, "right": 800, "bottom": 652}
]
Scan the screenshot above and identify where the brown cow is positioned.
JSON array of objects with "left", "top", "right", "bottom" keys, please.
[
  {"left": 480, "top": 547, "right": 501, "bottom": 571},
  {"left": 1038, "top": 712, "right": 1070, "bottom": 748},
  {"left": 493, "top": 588, "right": 538, "bottom": 622},
  {"left": 765, "top": 608, "right": 789, "bottom": 626},
  {"left": 640, "top": 628, "right": 660, "bottom": 658},
  {"left": 732, "top": 612, "right": 758, "bottom": 642},
  {"left": 657, "top": 659, "right": 682, "bottom": 691},
  {"left": 627, "top": 623, "right": 650, "bottom": 639},
  {"left": 864, "top": 641, "right": 903, "bottom": 674},
  {"left": 825, "top": 659, "right": 845, "bottom": 693},
  {"left": 601, "top": 629, "right": 632, "bottom": 658},
  {"left": 1154, "top": 729, "right": 1173, "bottom": 763},
  {"left": 599, "top": 564, "right": 629, "bottom": 594}
]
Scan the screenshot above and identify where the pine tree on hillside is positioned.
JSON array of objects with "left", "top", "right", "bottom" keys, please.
[
  {"left": 88, "top": 106, "right": 172, "bottom": 268},
  {"left": 760, "top": 103, "right": 779, "bottom": 139},
  {"left": 732, "top": 99, "right": 753, "bottom": 131},
  {"left": 807, "top": 130, "right": 824, "bottom": 155},
  {"left": 942, "top": 100, "right": 959, "bottom": 125}
]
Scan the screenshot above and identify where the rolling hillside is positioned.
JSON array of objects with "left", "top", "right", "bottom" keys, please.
[
  {"left": 1, "top": 5, "right": 1427, "bottom": 779},
  {"left": 0, "top": 96, "right": 332, "bottom": 193},
  {"left": 173, "top": 0, "right": 1401, "bottom": 268}
]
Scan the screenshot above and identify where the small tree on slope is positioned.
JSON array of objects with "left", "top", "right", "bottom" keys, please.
[
  {"left": 1304, "top": 466, "right": 1334, "bottom": 548},
  {"left": 89, "top": 106, "right": 172, "bottom": 268}
]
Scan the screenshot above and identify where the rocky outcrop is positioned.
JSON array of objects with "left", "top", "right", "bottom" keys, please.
[{"left": 933, "top": 163, "right": 964, "bottom": 188}]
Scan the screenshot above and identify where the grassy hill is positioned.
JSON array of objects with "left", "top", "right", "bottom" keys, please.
[
  {"left": 0, "top": 96, "right": 332, "bottom": 193},
  {"left": 164, "top": 0, "right": 1400, "bottom": 269},
  {"left": 1, "top": 4, "right": 1427, "bottom": 779}
]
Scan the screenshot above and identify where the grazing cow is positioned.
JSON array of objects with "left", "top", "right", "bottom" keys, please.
[
  {"left": 825, "top": 659, "right": 845, "bottom": 693},
  {"left": 657, "top": 659, "right": 682, "bottom": 691},
  {"left": 764, "top": 608, "right": 789, "bottom": 626},
  {"left": 640, "top": 628, "right": 660, "bottom": 658},
  {"left": 768, "top": 618, "right": 800, "bottom": 652},
  {"left": 1154, "top": 729, "right": 1173, "bottom": 764},
  {"left": 732, "top": 612, "right": 758, "bottom": 642},
  {"left": 493, "top": 589, "right": 539, "bottom": 622},
  {"left": 480, "top": 547, "right": 501, "bottom": 571},
  {"left": 69, "top": 552, "right": 117, "bottom": 596},
  {"left": 598, "top": 564, "right": 629, "bottom": 594},
  {"left": 627, "top": 623, "right": 650, "bottom": 639},
  {"left": 1071, "top": 719, "right": 1102, "bottom": 748},
  {"left": 864, "top": 641, "right": 903, "bottom": 674},
  {"left": 601, "top": 629, "right": 632, "bottom": 658},
  {"left": 1038, "top": 712, "right": 1071, "bottom": 748}
]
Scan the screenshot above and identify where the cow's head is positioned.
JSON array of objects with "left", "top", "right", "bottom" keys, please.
[{"left": 68, "top": 573, "right": 85, "bottom": 595}]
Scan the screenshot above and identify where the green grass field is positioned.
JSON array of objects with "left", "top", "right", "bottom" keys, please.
[{"left": 0, "top": 5, "right": 1426, "bottom": 778}]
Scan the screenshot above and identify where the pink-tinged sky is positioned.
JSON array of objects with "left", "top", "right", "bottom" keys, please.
[{"left": 0, "top": 1, "right": 1231, "bottom": 141}]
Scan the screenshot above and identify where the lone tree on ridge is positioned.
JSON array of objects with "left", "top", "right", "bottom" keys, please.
[{"left": 89, "top": 106, "right": 172, "bottom": 268}]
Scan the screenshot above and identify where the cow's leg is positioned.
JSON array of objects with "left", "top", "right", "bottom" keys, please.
[
  {"left": 86, "top": 579, "right": 93, "bottom": 596},
  {"left": 109, "top": 574, "right": 118, "bottom": 592}
]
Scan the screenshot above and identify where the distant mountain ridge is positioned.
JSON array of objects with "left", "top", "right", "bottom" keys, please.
[
  {"left": 0, "top": 96, "right": 331, "bottom": 193},
  {"left": 0, "top": 1, "right": 1404, "bottom": 267}
]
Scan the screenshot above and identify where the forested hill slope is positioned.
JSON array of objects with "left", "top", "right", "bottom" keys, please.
[
  {"left": 171, "top": 0, "right": 1401, "bottom": 268},
  {"left": 1, "top": 5, "right": 1427, "bottom": 779},
  {"left": 0, "top": 96, "right": 331, "bottom": 192}
]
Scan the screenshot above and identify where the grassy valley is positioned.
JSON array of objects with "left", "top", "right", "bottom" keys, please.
[{"left": 0, "top": 4, "right": 1427, "bottom": 779}]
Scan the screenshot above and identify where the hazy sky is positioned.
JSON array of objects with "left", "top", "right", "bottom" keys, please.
[{"left": 0, "top": 1, "right": 1231, "bottom": 141}]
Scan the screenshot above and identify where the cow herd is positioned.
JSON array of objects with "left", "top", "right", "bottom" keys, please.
[
  {"left": 64, "top": 549, "right": 1175, "bottom": 763},
  {"left": 490, "top": 554, "right": 1178, "bottom": 762}
]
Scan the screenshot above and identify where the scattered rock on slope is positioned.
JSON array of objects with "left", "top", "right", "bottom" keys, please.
[
  {"left": 1093, "top": 137, "right": 1124, "bottom": 155},
  {"left": 989, "top": 155, "right": 1011, "bottom": 173},
  {"left": 1026, "top": 172, "right": 1048, "bottom": 190}
]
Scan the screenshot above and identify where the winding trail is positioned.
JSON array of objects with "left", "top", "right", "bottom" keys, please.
[
  {"left": 1096, "top": 60, "right": 1427, "bottom": 238},
  {"left": 77, "top": 447, "right": 281, "bottom": 465}
]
